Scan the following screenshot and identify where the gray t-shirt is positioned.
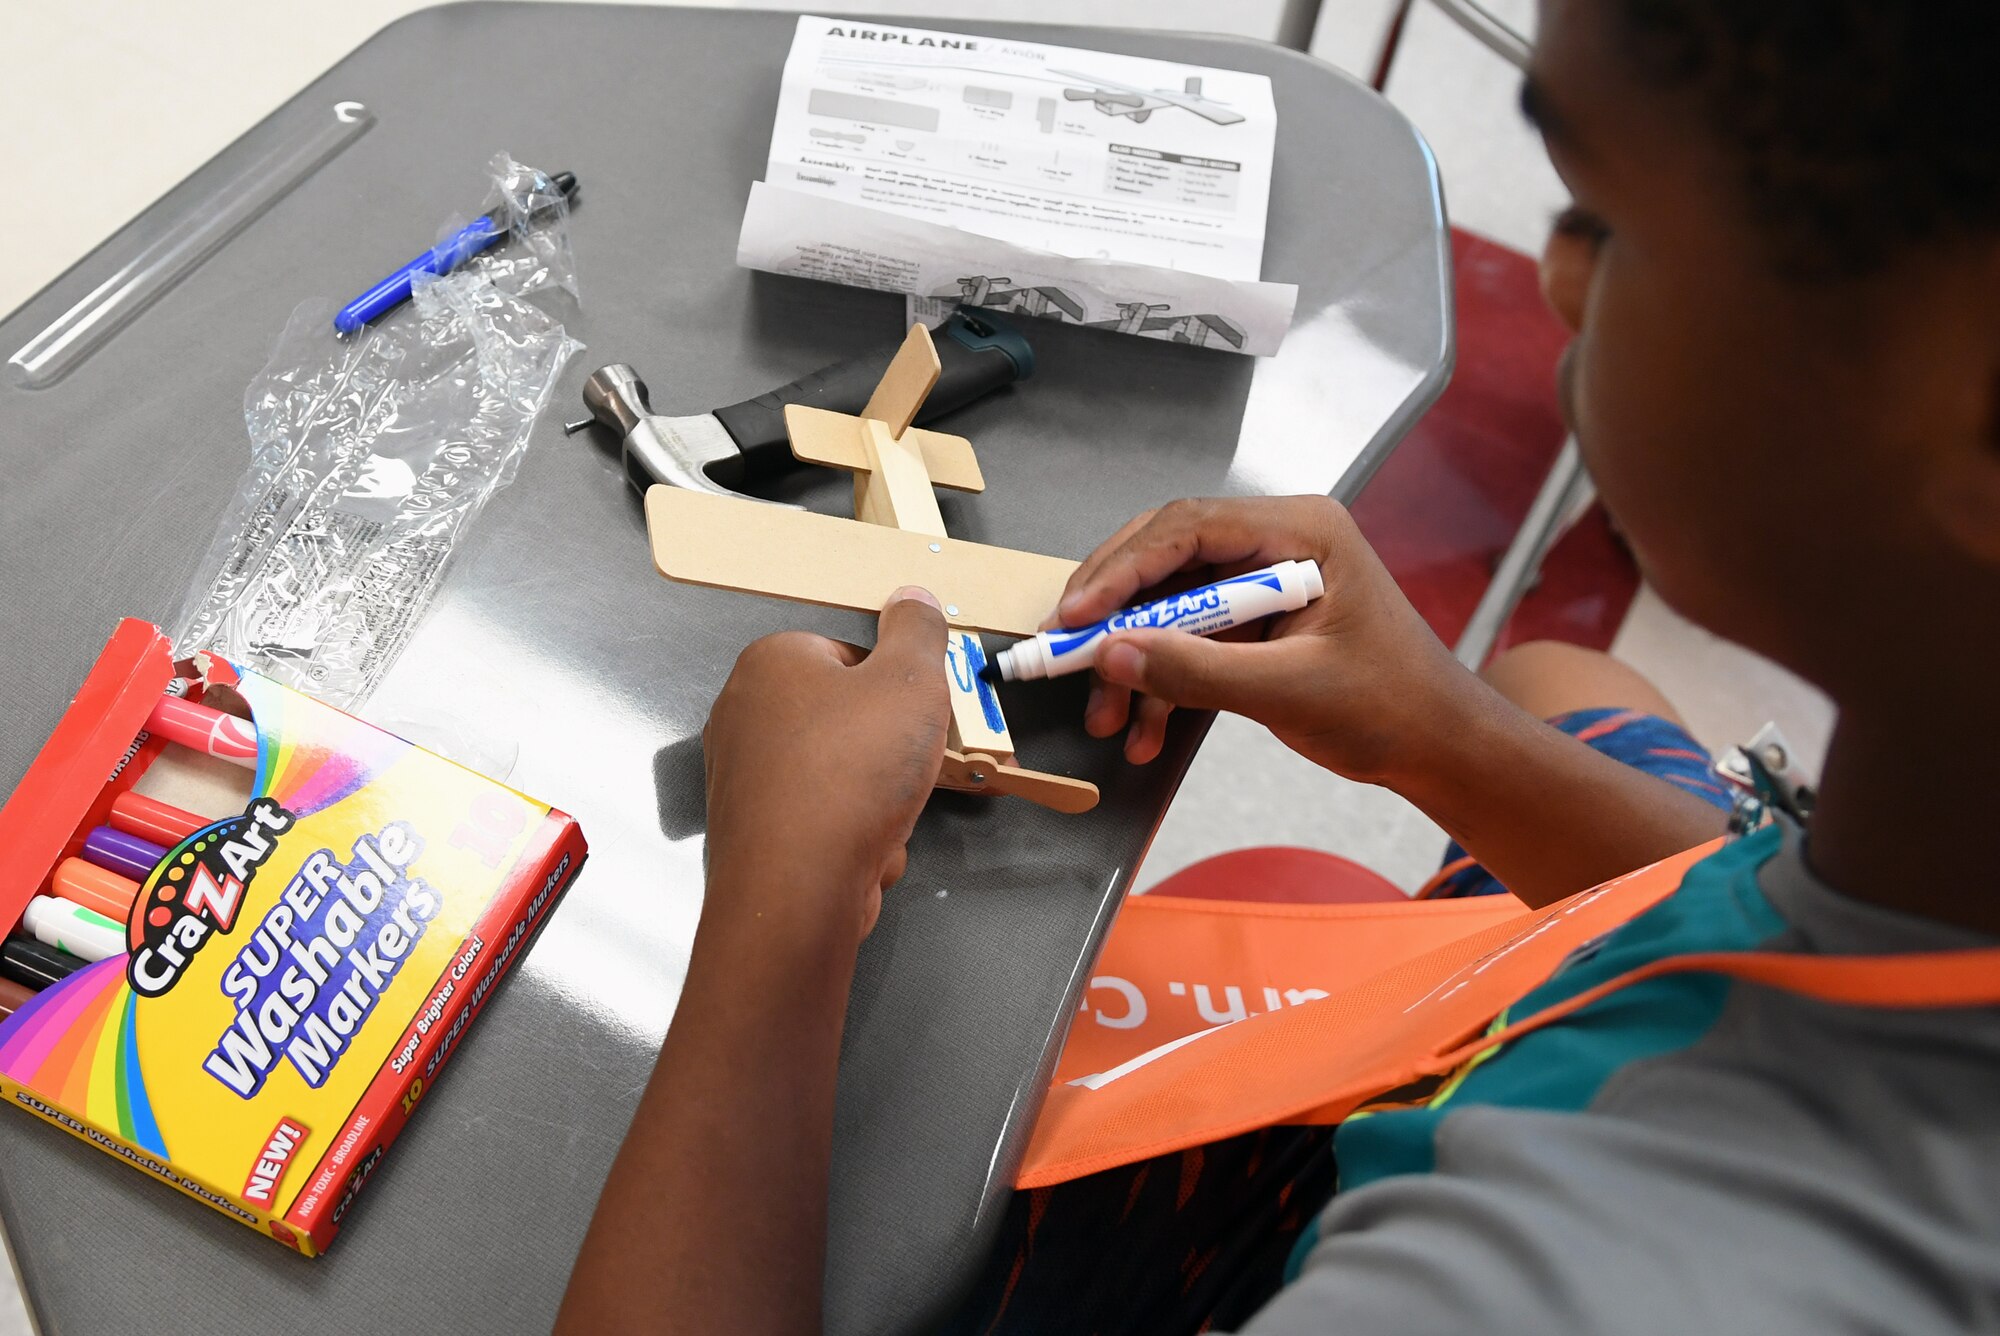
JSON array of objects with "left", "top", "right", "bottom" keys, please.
[{"left": 1243, "top": 825, "right": 2000, "bottom": 1334}]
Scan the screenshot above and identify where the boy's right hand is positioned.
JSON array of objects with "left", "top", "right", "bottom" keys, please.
[{"left": 1058, "top": 496, "right": 1479, "bottom": 785}]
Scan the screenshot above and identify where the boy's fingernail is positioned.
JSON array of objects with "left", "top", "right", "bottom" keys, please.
[
  {"left": 1085, "top": 684, "right": 1105, "bottom": 718},
  {"left": 891, "top": 585, "right": 942, "bottom": 610},
  {"left": 1098, "top": 641, "right": 1144, "bottom": 685},
  {"left": 1056, "top": 592, "right": 1087, "bottom": 623}
]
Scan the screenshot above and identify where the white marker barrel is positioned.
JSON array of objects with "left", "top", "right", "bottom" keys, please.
[{"left": 22, "top": 895, "right": 127, "bottom": 962}]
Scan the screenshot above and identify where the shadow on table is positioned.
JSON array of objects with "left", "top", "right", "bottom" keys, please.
[{"left": 654, "top": 734, "right": 707, "bottom": 842}]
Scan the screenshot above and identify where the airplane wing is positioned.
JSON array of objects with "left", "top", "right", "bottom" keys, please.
[
  {"left": 1052, "top": 68, "right": 1147, "bottom": 96},
  {"left": 646, "top": 486, "right": 1075, "bottom": 638},
  {"left": 1144, "top": 92, "right": 1247, "bottom": 125},
  {"left": 1050, "top": 69, "right": 1246, "bottom": 125}
]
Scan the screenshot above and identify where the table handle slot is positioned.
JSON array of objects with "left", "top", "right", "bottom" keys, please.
[{"left": 7, "top": 101, "right": 376, "bottom": 388}]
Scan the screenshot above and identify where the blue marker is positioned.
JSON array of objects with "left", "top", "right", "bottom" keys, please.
[
  {"left": 981, "top": 560, "right": 1325, "bottom": 684},
  {"left": 333, "top": 170, "right": 578, "bottom": 334}
]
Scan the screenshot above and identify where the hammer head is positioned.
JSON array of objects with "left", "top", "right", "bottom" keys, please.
[{"left": 574, "top": 363, "right": 789, "bottom": 505}]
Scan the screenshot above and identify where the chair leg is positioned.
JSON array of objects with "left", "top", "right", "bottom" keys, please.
[
  {"left": 1426, "top": 0, "right": 1534, "bottom": 71},
  {"left": 1454, "top": 435, "right": 1594, "bottom": 669}
]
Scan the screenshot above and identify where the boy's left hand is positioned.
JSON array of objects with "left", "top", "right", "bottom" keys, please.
[
  {"left": 701, "top": 587, "right": 951, "bottom": 947},
  {"left": 561, "top": 587, "right": 949, "bottom": 1336}
]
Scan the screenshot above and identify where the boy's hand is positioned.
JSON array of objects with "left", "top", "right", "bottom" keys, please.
[
  {"left": 1057, "top": 496, "right": 1476, "bottom": 782},
  {"left": 702, "top": 587, "right": 951, "bottom": 946}
]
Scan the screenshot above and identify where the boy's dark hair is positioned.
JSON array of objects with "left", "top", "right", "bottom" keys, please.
[{"left": 1615, "top": 1, "right": 1998, "bottom": 278}]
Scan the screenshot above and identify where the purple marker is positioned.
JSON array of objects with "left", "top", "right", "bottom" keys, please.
[{"left": 81, "top": 825, "right": 169, "bottom": 883}]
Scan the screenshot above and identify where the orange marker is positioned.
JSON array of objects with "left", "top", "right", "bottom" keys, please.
[
  {"left": 109, "top": 792, "right": 208, "bottom": 846},
  {"left": 0, "top": 977, "right": 33, "bottom": 1017},
  {"left": 52, "top": 858, "right": 139, "bottom": 923}
]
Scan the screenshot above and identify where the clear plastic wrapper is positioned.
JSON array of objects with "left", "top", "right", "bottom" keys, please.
[{"left": 172, "top": 155, "right": 582, "bottom": 708}]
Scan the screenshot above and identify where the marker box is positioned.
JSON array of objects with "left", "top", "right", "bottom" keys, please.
[{"left": 0, "top": 620, "right": 587, "bottom": 1255}]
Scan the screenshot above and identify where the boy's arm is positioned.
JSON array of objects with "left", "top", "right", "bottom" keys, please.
[
  {"left": 554, "top": 869, "right": 857, "bottom": 1335},
  {"left": 1386, "top": 672, "right": 1729, "bottom": 905},
  {"left": 1059, "top": 497, "right": 1726, "bottom": 908},
  {"left": 556, "top": 592, "right": 951, "bottom": 1336}
]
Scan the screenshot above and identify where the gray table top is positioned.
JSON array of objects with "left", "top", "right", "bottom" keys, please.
[{"left": 0, "top": 5, "right": 1448, "bottom": 1332}]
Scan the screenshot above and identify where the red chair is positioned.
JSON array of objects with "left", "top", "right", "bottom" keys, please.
[{"left": 1145, "top": 846, "right": 1406, "bottom": 905}]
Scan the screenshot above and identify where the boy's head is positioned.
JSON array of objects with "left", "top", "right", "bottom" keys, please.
[{"left": 1529, "top": 0, "right": 1999, "bottom": 700}]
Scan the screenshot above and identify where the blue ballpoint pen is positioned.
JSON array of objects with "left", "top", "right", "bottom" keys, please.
[{"left": 333, "top": 170, "right": 578, "bottom": 334}]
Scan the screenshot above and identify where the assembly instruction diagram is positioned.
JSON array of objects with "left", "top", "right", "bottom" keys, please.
[
  {"left": 925, "top": 275, "right": 1247, "bottom": 350},
  {"left": 738, "top": 16, "right": 1296, "bottom": 355},
  {"left": 1055, "top": 73, "right": 1247, "bottom": 126}
]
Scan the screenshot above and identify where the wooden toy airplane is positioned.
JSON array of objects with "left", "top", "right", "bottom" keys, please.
[{"left": 646, "top": 323, "right": 1100, "bottom": 814}]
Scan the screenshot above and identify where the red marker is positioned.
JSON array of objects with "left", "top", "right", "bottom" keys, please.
[
  {"left": 109, "top": 792, "right": 209, "bottom": 846},
  {"left": 145, "top": 696, "right": 258, "bottom": 768}
]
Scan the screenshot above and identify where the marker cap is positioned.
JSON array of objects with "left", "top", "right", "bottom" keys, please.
[
  {"left": 145, "top": 696, "right": 258, "bottom": 767},
  {"left": 0, "top": 938, "right": 87, "bottom": 989},
  {"left": 81, "top": 826, "right": 167, "bottom": 883},
  {"left": 53, "top": 858, "right": 140, "bottom": 923},
  {"left": 109, "top": 792, "right": 208, "bottom": 846},
  {"left": 22, "top": 895, "right": 126, "bottom": 963}
]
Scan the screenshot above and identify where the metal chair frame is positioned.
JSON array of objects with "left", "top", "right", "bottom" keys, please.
[{"left": 1371, "top": 0, "right": 1594, "bottom": 667}]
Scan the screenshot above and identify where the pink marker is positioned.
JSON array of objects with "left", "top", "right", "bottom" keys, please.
[{"left": 145, "top": 696, "right": 258, "bottom": 768}]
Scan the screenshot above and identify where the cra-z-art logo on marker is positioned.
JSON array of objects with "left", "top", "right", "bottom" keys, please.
[{"left": 128, "top": 797, "right": 294, "bottom": 998}]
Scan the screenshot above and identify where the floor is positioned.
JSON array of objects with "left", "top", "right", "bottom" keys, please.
[{"left": 0, "top": 1, "right": 1835, "bottom": 1326}]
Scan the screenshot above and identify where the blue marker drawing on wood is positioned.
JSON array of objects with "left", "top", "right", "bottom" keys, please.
[{"left": 949, "top": 633, "right": 1009, "bottom": 734}]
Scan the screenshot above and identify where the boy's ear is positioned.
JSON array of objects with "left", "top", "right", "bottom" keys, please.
[
  {"left": 1924, "top": 241, "right": 2000, "bottom": 566},
  {"left": 1926, "top": 370, "right": 2000, "bottom": 565}
]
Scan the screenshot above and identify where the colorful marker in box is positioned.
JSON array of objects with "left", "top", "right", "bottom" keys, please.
[
  {"left": 109, "top": 791, "right": 209, "bottom": 846},
  {"left": 64, "top": 800, "right": 211, "bottom": 928},
  {"left": 21, "top": 896, "right": 125, "bottom": 962},
  {"left": 6, "top": 796, "right": 210, "bottom": 999},
  {"left": 145, "top": 695, "right": 258, "bottom": 768},
  {"left": 0, "top": 793, "right": 212, "bottom": 1022},
  {"left": 82, "top": 825, "right": 168, "bottom": 883},
  {"left": 54, "top": 857, "right": 141, "bottom": 922},
  {"left": 1, "top": 937, "right": 87, "bottom": 989},
  {"left": 61, "top": 818, "right": 179, "bottom": 921}
]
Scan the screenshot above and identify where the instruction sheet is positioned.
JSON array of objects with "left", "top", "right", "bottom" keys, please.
[{"left": 739, "top": 16, "right": 1298, "bottom": 355}]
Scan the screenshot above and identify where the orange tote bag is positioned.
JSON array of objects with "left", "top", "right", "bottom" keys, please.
[{"left": 1019, "top": 841, "right": 2000, "bottom": 1188}]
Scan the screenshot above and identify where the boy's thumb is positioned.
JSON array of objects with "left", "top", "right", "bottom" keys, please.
[
  {"left": 873, "top": 586, "right": 948, "bottom": 672},
  {"left": 1094, "top": 631, "right": 1261, "bottom": 713}
]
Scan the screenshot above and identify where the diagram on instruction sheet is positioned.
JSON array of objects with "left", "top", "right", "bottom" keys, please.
[
  {"left": 931, "top": 276, "right": 1246, "bottom": 350},
  {"left": 936, "top": 276, "right": 1086, "bottom": 322},
  {"left": 1088, "top": 301, "right": 1247, "bottom": 349},
  {"left": 1053, "top": 72, "right": 1248, "bottom": 126}
]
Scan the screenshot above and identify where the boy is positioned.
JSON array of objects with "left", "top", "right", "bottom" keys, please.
[{"left": 556, "top": 1, "right": 2000, "bottom": 1330}]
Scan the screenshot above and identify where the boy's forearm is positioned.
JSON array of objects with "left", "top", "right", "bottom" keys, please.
[
  {"left": 1394, "top": 679, "right": 1729, "bottom": 908},
  {"left": 555, "top": 869, "right": 857, "bottom": 1336}
]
